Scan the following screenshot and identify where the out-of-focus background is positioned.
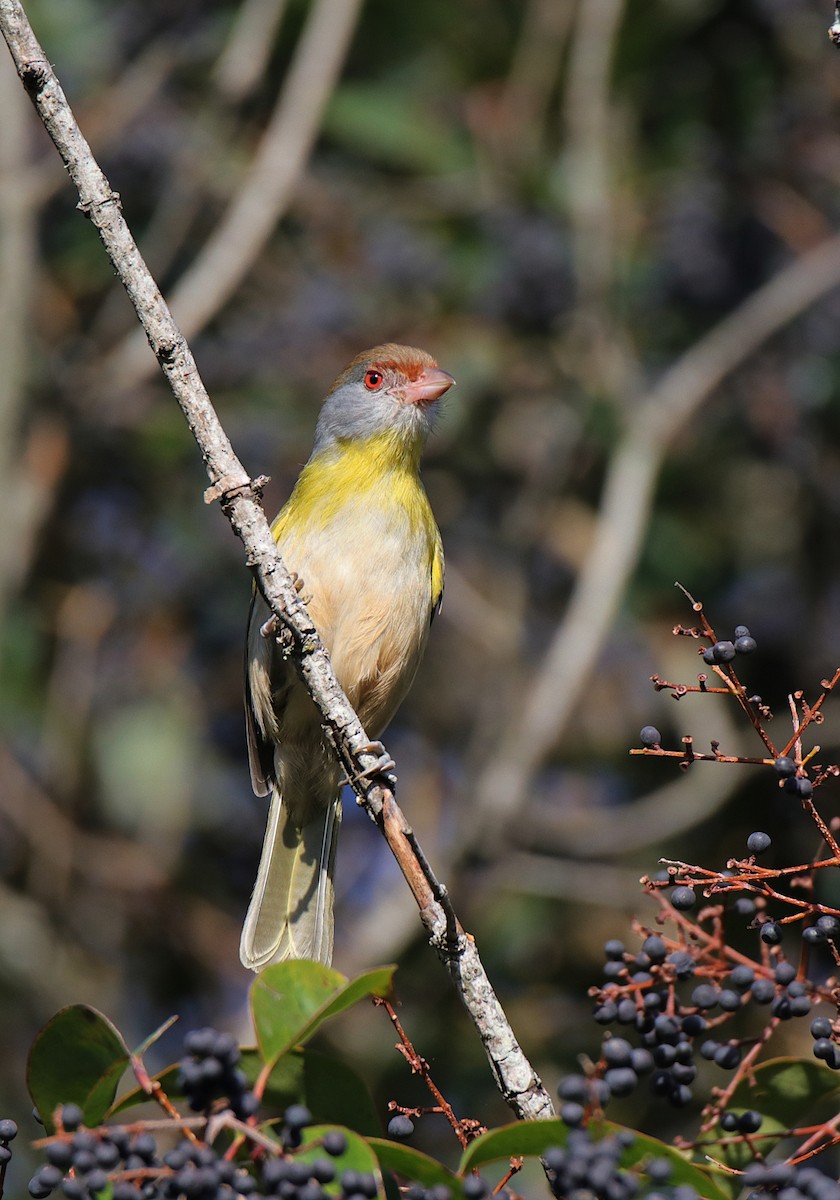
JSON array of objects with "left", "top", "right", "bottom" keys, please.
[{"left": 4, "top": 0, "right": 840, "bottom": 1171}]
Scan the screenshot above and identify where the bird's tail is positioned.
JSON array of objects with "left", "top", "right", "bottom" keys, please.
[{"left": 240, "top": 788, "right": 341, "bottom": 970}]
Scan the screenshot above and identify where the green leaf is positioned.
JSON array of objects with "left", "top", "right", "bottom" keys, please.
[
  {"left": 712, "top": 1056, "right": 840, "bottom": 1171},
  {"left": 251, "top": 962, "right": 395, "bottom": 1066},
  {"left": 27, "top": 1005, "right": 130, "bottom": 1133},
  {"left": 297, "top": 1125, "right": 383, "bottom": 1196},
  {"left": 458, "top": 1118, "right": 567, "bottom": 1172},
  {"left": 729, "top": 1057, "right": 840, "bottom": 1127},
  {"left": 368, "top": 1138, "right": 463, "bottom": 1195},
  {"left": 247, "top": 1047, "right": 381, "bottom": 1137},
  {"left": 459, "top": 1120, "right": 729, "bottom": 1200}
]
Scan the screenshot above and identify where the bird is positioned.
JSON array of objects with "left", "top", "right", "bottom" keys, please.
[{"left": 240, "top": 344, "right": 454, "bottom": 970}]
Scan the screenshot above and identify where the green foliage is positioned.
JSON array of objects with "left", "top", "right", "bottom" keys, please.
[
  {"left": 27, "top": 1005, "right": 129, "bottom": 1134},
  {"left": 251, "top": 961, "right": 396, "bottom": 1066}
]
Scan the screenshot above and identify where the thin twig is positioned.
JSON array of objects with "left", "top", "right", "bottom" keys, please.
[
  {"left": 375, "top": 997, "right": 482, "bottom": 1150},
  {"left": 0, "top": 0, "right": 555, "bottom": 1125}
]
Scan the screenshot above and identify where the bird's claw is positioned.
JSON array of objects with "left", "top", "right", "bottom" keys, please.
[{"left": 345, "top": 741, "right": 397, "bottom": 789}]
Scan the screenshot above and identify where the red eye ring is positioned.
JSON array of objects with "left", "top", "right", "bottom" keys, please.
[{"left": 364, "top": 369, "right": 384, "bottom": 391}]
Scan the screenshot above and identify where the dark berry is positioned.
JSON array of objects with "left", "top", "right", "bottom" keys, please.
[
  {"left": 760, "top": 921, "right": 783, "bottom": 945},
  {"left": 818, "top": 915, "right": 840, "bottom": 940},
  {"left": 713, "top": 1043, "right": 742, "bottom": 1070},
  {"left": 463, "top": 1177, "right": 489, "bottom": 1200},
  {"left": 734, "top": 625, "right": 750, "bottom": 639},
  {"left": 775, "top": 961, "right": 796, "bottom": 985},
  {"left": 814, "top": 1038, "right": 836, "bottom": 1061},
  {"left": 616, "top": 999, "right": 638, "bottom": 1024},
  {"left": 594, "top": 1002, "right": 618, "bottom": 1024},
  {"left": 387, "top": 1115, "right": 414, "bottom": 1140},
  {"left": 732, "top": 897, "right": 756, "bottom": 918},
  {"left": 719, "top": 1111, "right": 739, "bottom": 1132},
  {"left": 738, "top": 1109, "right": 762, "bottom": 1132},
  {"left": 631, "top": 1048, "right": 654, "bottom": 1074},
  {"left": 784, "top": 775, "right": 813, "bottom": 798},
  {"left": 774, "top": 756, "right": 796, "bottom": 776},
  {"left": 728, "top": 965, "right": 755, "bottom": 992},
  {"left": 670, "top": 886, "right": 697, "bottom": 911},
  {"left": 803, "top": 926, "right": 826, "bottom": 945},
  {"left": 45, "top": 1143, "right": 73, "bottom": 1169},
  {"left": 734, "top": 636, "right": 757, "bottom": 654},
  {"left": 59, "top": 1105, "right": 83, "bottom": 1132},
  {"left": 811, "top": 1017, "right": 833, "bottom": 1039},
  {"left": 284, "top": 1104, "right": 312, "bottom": 1131},
  {"left": 653, "top": 1014, "right": 681, "bottom": 1045},
  {"left": 647, "top": 1159, "right": 672, "bottom": 1184},
  {"left": 322, "top": 1131, "right": 347, "bottom": 1157},
  {"left": 558, "top": 1075, "right": 588, "bottom": 1102},
  {"left": 691, "top": 984, "right": 719, "bottom": 1010},
  {"left": 751, "top": 977, "right": 776, "bottom": 1004},
  {"left": 640, "top": 726, "right": 661, "bottom": 747},
  {"left": 681, "top": 1013, "right": 707, "bottom": 1035},
  {"left": 560, "top": 1102, "right": 585, "bottom": 1127},
  {"left": 642, "top": 935, "right": 667, "bottom": 962},
  {"left": 604, "top": 1067, "right": 637, "bottom": 1096},
  {"left": 0, "top": 1120, "right": 17, "bottom": 1143},
  {"left": 604, "top": 939, "right": 626, "bottom": 961},
  {"left": 602, "top": 1037, "right": 633, "bottom": 1067},
  {"left": 747, "top": 831, "right": 771, "bottom": 855},
  {"left": 667, "top": 951, "right": 695, "bottom": 978},
  {"left": 712, "top": 641, "right": 736, "bottom": 663},
  {"left": 702, "top": 647, "right": 716, "bottom": 665}
]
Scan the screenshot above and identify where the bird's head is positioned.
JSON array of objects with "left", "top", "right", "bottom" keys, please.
[{"left": 311, "top": 344, "right": 454, "bottom": 458}]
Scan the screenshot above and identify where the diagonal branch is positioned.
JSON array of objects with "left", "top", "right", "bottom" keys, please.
[{"left": 0, "top": 0, "right": 555, "bottom": 1125}]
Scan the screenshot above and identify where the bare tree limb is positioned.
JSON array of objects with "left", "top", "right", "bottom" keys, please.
[
  {"left": 213, "top": 0, "right": 289, "bottom": 104},
  {"left": 104, "top": 0, "right": 363, "bottom": 395},
  {"left": 0, "top": 0, "right": 555, "bottom": 1124}
]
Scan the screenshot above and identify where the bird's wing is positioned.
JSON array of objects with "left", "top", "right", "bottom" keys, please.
[
  {"left": 430, "top": 526, "right": 444, "bottom": 624},
  {"left": 244, "top": 587, "right": 279, "bottom": 797}
]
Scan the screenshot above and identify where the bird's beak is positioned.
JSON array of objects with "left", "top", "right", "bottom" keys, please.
[{"left": 402, "top": 366, "right": 455, "bottom": 406}]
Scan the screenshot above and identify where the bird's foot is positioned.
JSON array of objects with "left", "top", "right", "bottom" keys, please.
[{"left": 346, "top": 741, "right": 397, "bottom": 789}]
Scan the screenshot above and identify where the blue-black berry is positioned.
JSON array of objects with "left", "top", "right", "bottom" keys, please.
[
  {"left": 746, "top": 831, "right": 771, "bottom": 855},
  {"left": 640, "top": 726, "right": 661, "bottom": 747},
  {"left": 387, "top": 1114, "right": 415, "bottom": 1140},
  {"left": 670, "top": 886, "right": 697, "bottom": 911},
  {"left": 760, "top": 921, "right": 783, "bottom": 945}
]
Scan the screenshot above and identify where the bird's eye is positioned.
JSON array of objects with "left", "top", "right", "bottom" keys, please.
[{"left": 364, "top": 369, "right": 384, "bottom": 391}]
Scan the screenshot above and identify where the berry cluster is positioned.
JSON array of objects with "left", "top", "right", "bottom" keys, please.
[
  {"left": 28, "top": 1103, "right": 174, "bottom": 1199},
  {"left": 177, "top": 1027, "right": 258, "bottom": 1119},
  {"left": 26, "top": 1103, "right": 373, "bottom": 1200},
  {"left": 0, "top": 1117, "right": 16, "bottom": 1184},
  {"left": 560, "top": 851, "right": 837, "bottom": 1120},
  {"left": 701, "top": 624, "right": 756, "bottom": 665},
  {"left": 544, "top": 1126, "right": 698, "bottom": 1200},
  {"left": 773, "top": 755, "right": 813, "bottom": 799}
]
